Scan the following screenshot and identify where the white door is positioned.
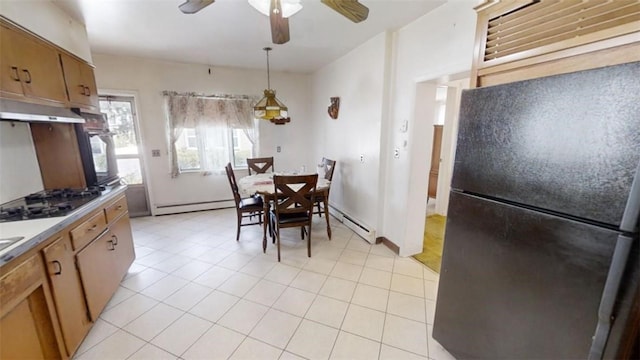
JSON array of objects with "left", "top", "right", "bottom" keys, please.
[{"left": 99, "top": 96, "right": 150, "bottom": 217}]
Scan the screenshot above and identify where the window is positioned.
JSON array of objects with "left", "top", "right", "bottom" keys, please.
[
  {"left": 165, "top": 92, "right": 257, "bottom": 177},
  {"left": 175, "top": 127, "right": 253, "bottom": 172},
  {"left": 232, "top": 129, "right": 253, "bottom": 168},
  {"left": 99, "top": 97, "right": 144, "bottom": 185}
]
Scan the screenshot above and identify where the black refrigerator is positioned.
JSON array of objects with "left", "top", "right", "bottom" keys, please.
[{"left": 433, "top": 61, "right": 640, "bottom": 359}]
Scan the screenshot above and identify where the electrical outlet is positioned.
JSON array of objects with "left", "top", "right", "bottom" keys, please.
[
  {"left": 394, "top": 149, "right": 400, "bottom": 158},
  {"left": 360, "top": 154, "right": 364, "bottom": 163},
  {"left": 151, "top": 149, "right": 161, "bottom": 157},
  {"left": 277, "top": 146, "right": 281, "bottom": 153}
]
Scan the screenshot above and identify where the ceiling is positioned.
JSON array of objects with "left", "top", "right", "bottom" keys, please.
[{"left": 53, "top": 0, "right": 446, "bottom": 73}]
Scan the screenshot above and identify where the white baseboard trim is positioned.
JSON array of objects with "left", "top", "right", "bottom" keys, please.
[
  {"left": 154, "top": 199, "right": 234, "bottom": 215},
  {"left": 328, "top": 205, "right": 376, "bottom": 244}
]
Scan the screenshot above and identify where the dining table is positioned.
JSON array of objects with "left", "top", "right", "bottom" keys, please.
[{"left": 237, "top": 172, "right": 332, "bottom": 251}]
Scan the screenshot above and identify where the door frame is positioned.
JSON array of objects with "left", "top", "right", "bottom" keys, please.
[{"left": 98, "top": 89, "right": 153, "bottom": 216}]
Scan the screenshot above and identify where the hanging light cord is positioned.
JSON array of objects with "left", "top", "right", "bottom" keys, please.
[{"left": 264, "top": 47, "right": 272, "bottom": 90}]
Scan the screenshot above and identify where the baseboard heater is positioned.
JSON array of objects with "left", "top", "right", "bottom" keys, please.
[
  {"left": 328, "top": 205, "right": 376, "bottom": 244},
  {"left": 154, "top": 199, "right": 234, "bottom": 216}
]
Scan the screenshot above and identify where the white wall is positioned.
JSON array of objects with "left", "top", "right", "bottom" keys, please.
[
  {"left": 0, "top": 122, "right": 43, "bottom": 203},
  {"left": 310, "top": 33, "right": 388, "bottom": 231},
  {"left": 0, "top": 1, "right": 92, "bottom": 62},
  {"left": 381, "top": 2, "right": 477, "bottom": 256},
  {"left": 92, "top": 54, "right": 312, "bottom": 212}
]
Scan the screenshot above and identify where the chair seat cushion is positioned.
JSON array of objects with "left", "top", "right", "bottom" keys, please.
[
  {"left": 240, "top": 196, "right": 263, "bottom": 209},
  {"left": 270, "top": 210, "right": 309, "bottom": 224}
]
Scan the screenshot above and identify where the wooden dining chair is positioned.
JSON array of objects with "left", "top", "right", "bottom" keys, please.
[
  {"left": 270, "top": 174, "right": 318, "bottom": 262},
  {"left": 313, "top": 158, "right": 336, "bottom": 238},
  {"left": 225, "top": 163, "right": 265, "bottom": 241},
  {"left": 247, "top": 157, "right": 274, "bottom": 175}
]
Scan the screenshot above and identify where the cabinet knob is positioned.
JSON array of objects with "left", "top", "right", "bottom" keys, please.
[{"left": 88, "top": 224, "right": 98, "bottom": 231}]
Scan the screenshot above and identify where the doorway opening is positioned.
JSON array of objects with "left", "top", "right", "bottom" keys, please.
[
  {"left": 414, "top": 75, "right": 469, "bottom": 273},
  {"left": 99, "top": 95, "right": 150, "bottom": 217}
]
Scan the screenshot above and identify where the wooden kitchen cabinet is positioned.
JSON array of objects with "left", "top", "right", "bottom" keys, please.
[
  {"left": 43, "top": 235, "right": 91, "bottom": 357},
  {"left": 76, "top": 201, "right": 135, "bottom": 321},
  {"left": 0, "top": 23, "right": 67, "bottom": 104},
  {"left": 76, "top": 229, "right": 121, "bottom": 321},
  {"left": 110, "top": 213, "right": 135, "bottom": 279},
  {"left": 70, "top": 210, "right": 108, "bottom": 251},
  {"left": 0, "top": 191, "right": 136, "bottom": 359},
  {"left": 0, "top": 254, "right": 62, "bottom": 359},
  {"left": 471, "top": 1, "right": 640, "bottom": 88},
  {"left": 60, "top": 52, "right": 99, "bottom": 110}
]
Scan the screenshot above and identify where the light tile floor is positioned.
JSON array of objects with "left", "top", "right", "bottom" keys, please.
[{"left": 73, "top": 208, "right": 456, "bottom": 360}]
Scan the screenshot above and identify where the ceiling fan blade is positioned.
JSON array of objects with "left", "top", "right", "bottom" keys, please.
[
  {"left": 270, "top": 0, "right": 290, "bottom": 45},
  {"left": 321, "top": 0, "right": 369, "bottom": 23},
  {"left": 179, "top": 0, "right": 215, "bottom": 14}
]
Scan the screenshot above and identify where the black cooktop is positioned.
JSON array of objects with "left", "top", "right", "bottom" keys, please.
[{"left": 0, "top": 187, "right": 105, "bottom": 222}]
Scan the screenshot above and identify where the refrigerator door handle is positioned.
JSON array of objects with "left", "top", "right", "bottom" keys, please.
[
  {"left": 620, "top": 160, "right": 640, "bottom": 233},
  {"left": 588, "top": 234, "right": 634, "bottom": 360}
]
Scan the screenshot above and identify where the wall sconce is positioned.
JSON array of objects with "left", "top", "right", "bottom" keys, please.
[{"left": 328, "top": 97, "right": 340, "bottom": 119}]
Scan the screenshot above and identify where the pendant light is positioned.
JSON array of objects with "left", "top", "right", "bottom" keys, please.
[{"left": 254, "top": 47, "right": 290, "bottom": 124}]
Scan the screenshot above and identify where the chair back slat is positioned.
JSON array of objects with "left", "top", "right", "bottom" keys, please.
[
  {"left": 247, "top": 157, "right": 274, "bottom": 175},
  {"left": 321, "top": 158, "right": 336, "bottom": 181},
  {"left": 273, "top": 174, "right": 318, "bottom": 217}
]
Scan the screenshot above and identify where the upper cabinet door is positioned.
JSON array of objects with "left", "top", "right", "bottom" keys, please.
[
  {"left": 60, "top": 53, "right": 99, "bottom": 110},
  {"left": 0, "top": 25, "right": 24, "bottom": 97},
  {"left": 4, "top": 26, "right": 68, "bottom": 103}
]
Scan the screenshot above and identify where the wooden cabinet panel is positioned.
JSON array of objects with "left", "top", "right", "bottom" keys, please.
[
  {"left": 0, "top": 24, "right": 24, "bottom": 97},
  {"left": 110, "top": 214, "right": 136, "bottom": 277},
  {"left": 0, "top": 24, "right": 67, "bottom": 104},
  {"left": 70, "top": 210, "right": 107, "bottom": 251},
  {"left": 60, "top": 53, "right": 99, "bottom": 110},
  {"left": 105, "top": 196, "right": 129, "bottom": 223},
  {"left": 76, "top": 230, "right": 121, "bottom": 321},
  {"left": 30, "top": 123, "right": 87, "bottom": 190},
  {"left": 0, "top": 254, "right": 62, "bottom": 359},
  {"left": 1, "top": 298, "right": 48, "bottom": 359},
  {"left": 43, "top": 236, "right": 91, "bottom": 357}
]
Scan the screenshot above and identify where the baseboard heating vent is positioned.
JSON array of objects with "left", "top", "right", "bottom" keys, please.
[
  {"left": 154, "top": 199, "right": 234, "bottom": 216},
  {"left": 328, "top": 205, "right": 376, "bottom": 244}
]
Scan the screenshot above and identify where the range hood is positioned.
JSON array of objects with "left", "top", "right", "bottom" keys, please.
[{"left": 0, "top": 99, "right": 84, "bottom": 124}]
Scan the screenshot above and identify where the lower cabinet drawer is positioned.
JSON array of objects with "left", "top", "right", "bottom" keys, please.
[
  {"left": 70, "top": 211, "right": 107, "bottom": 251},
  {"left": 105, "top": 196, "right": 128, "bottom": 223}
]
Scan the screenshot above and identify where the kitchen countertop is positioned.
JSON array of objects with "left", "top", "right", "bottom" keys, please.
[{"left": 0, "top": 185, "right": 128, "bottom": 266}]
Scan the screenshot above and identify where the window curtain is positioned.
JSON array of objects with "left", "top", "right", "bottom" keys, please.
[
  {"left": 163, "top": 91, "right": 257, "bottom": 177},
  {"left": 228, "top": 96, "right": 260, "bottom": 156}
]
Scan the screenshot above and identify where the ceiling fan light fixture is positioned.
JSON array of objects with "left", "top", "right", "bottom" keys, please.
[
  {"left": 248, "top": 0, "right": 302, "bottom": 18},
  {"left": 254, "top": 47, "right": 289, "bottom": 123}
]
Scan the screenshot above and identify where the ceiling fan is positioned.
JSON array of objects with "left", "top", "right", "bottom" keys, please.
[{"left": 178, "top": 0, "right": 369, "bottom": 45}]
